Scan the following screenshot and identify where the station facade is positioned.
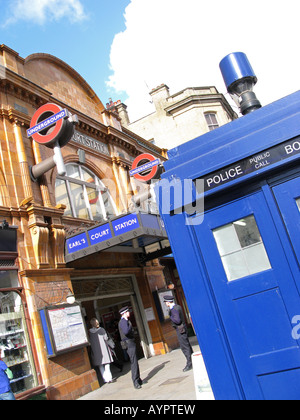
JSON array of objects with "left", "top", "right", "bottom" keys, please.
[{"left": 0, "top": 44, "right": 178, "bottom": 400}]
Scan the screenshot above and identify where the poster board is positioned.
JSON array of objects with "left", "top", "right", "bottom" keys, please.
[{"left": 39, "top": 304, "right": 89, "bottom": 357}]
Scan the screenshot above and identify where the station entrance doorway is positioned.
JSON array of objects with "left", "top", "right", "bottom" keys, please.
[{"left": 71, "top": 275, "right": 149, "bottom": 361}]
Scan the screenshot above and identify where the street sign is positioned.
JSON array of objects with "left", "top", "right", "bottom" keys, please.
[
  {"left": 130, "top": 153, "right": 160, "bottom": 182},
  {"left": 27, "top": 103, "right": 71, "bottom": 147}
]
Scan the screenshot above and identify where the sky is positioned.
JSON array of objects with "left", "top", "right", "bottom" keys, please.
[{"left": 1, "top": 0, "right": 300, "bottom": 122}]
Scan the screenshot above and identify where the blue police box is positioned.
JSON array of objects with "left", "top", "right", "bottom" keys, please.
[{"left": 156, "top": 77, "right": 300, "bottom": 398}]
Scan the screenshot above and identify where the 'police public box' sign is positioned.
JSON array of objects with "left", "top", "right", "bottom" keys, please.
[{"left": 201, "top": 136, "right": 300, "bottom": 192}]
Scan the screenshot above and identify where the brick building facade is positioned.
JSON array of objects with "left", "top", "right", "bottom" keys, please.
[{"left": 0, "top": 44, "right": 174, "bottom": 400}]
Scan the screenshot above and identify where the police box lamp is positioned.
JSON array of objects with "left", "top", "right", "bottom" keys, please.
[
  {"left": 27, "top": 103, "right": 78, "bottom": 181},
  {"left": 219, "top": 52, "right": 262, "bottom": 116}
]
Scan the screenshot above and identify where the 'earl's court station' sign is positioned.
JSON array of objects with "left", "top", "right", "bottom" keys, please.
[{"left": 65, "top": 212, "right": 170, "bottom": 263}]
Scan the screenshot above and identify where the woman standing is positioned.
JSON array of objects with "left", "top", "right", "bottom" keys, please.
[{"left": 89, "top": 318, "right": 116, "bottom": 384}]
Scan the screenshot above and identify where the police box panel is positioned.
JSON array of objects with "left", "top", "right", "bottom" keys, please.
[{"left": 187, "top": 188, "right": 300, "bottom": 400}]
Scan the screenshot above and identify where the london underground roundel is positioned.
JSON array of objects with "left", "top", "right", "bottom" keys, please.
[
  {"left": 27, "top": 103, "right": 72, "bottom": 148},
  {"left": 130, "top": 153, "right": 160, "bottom": 182}
]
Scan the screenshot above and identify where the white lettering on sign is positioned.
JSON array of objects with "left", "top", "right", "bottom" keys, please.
[
  {"left": 206, "top": 165, "right": 243, "bottom": 188},
  {"left": 114, "top": 218, "right": 138, "bottom": 231},
  {"left": 90, "top": 229, "right": 110, "bottom": 241},
  {"left": 249, "top": 152, "right": 271, "bottom": 169},
  {"left": 27, "top": 110, "right": 66, "bottom": 137},
  {"left": 69, "top": 238, "right": 86, "bottom": 249},
  {"left": 285, "top": 141, "right": 300, "bottom": 155},
  {"left": 72, "top": 131, "right": 109, "bottom": 155}
]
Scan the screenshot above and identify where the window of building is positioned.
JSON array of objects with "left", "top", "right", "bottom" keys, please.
[
  {"left": 0, "top": 271, "right": 38, "bottom": 396},
  {"left": 55, "top": 164, "right": 117, "bottom": 222},
  {"left": 205, "top": 113, "right": 219, "bottom": 131}
]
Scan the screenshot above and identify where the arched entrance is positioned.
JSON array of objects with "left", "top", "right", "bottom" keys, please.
[{"left": 71, "top": 275, "right": 150, "bottom": 361}]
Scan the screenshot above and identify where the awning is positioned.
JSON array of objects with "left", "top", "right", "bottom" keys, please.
[{"left": 65, "top": 212, "right": 171, "bottom": 263}]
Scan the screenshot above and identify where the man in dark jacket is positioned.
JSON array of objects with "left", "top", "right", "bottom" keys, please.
[
  {"left": 164, "top": 295, "right": 193, "bottom": 371},
  {"left": 118, "top": 306, "right": 142, "bottom": 389}
]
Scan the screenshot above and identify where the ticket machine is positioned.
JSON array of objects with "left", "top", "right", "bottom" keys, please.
[{"left": 156, "top": 54, "right": 300, "bottom": 400}]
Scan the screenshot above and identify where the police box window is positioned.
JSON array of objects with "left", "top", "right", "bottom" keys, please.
[
  {"left": 55, "top": 164, "right": 117, "bottom": 222},
  {"left": 213, "top": 216, "right": 271, "bottom": 282}
]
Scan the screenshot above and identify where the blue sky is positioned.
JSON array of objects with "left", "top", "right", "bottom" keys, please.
[
  {"left": 1, "top": 0, "right": 300, "bottom": 123},
  {"left": 0, "top": 0, "right": 130, "bottom": 106}
]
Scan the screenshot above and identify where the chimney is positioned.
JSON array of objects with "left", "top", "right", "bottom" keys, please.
[
  {"left": 116, "top": 102, "right": 130, "bottom": 126},
  {"left": 106, "top": 99, "right": 130, "bottom": 127},
  {"left": 150, "top": 84, "right": 170, "bottom": 112}
]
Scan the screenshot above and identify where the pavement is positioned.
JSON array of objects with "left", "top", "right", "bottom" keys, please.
[{"left": 78, "top": 336, "right": 214, "bottom": 401}]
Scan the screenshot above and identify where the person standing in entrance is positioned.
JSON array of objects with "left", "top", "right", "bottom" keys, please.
[
  {"left": 118, "top": 307, "right": 142, "bottom": 389},
  {"left": 89, "top": 318, "right": 116, "bottom": 384},
  {"left": 164, "top": 295, "right": 193, "bottom": 372}
]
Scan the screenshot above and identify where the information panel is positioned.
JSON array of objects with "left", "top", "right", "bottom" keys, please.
[{"left": 40, "top": 304, "right": 89, "bottom": 357}]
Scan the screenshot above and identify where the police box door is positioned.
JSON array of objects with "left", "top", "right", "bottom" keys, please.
[
  {"left": 273, "top": 176, "right": 300, "bottom": 267},
  {"left": 193, "top": 190, "right": 300, "bottom": 400}
]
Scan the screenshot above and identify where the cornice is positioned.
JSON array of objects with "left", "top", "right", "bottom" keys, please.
[
  {"left": 0, "top": 68, "right": 51, "bottom": 107},
  {"left": 19, "top": 268, "right": 74, "bottom": 278},
  {"left": 1, "top": 107, "right": 31, "bottom": 126},
  {"left": 165, "top": 93, "right": 238, "bottom": 120},
  {"left": 0, "top": 44, "right": 25, "bottom": 65},
  {"left": 26, "top": 203, "right": 66, "bottom": 219},
  {"left": 0, "top": 69, "right": 166, "bottom": 160},
  {"left": 121, "top": 126, "right": 164, "bottom": 155},
  {"left": 111, "top": 155, "right": 131, "bottom": 169}
]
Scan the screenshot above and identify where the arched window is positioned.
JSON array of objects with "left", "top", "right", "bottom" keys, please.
[{"left": 55, "top": 164, "right": 117, "bottom": 222}]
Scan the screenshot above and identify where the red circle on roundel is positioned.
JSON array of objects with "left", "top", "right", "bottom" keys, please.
[
  {"left": 131, "top": 153, "right": 158, "bottom": 182},
  {"left": 30, "top": 103, "right": 64, "bottom": 145}
]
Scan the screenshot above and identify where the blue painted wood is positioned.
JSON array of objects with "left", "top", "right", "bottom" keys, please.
[{"left": 156, "top": 91, "right": 300, "bottom": 400}]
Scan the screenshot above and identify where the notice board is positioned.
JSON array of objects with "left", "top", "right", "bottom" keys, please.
[{"left": 39, "top": 304, "right": 89, "bottom": 357}]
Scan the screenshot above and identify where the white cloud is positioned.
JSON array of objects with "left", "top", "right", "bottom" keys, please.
[
  {"left": 107, "top": 0, "right": 300, "bottom": 122},
  {"left": 3, "top": 0, "right": 87, "bottom": 26}
]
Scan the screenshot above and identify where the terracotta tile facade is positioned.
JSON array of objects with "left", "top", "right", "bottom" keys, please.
[{"left": 0, "top": 44, "right": 173, "bottom": 400}]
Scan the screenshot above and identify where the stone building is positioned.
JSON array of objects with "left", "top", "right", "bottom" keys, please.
[{"left": 111, "top": 84, "right": 237, "bottom": 149}]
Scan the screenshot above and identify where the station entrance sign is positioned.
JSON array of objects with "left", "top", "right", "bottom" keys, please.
[
  {"left": 26, "top": 103, "right": 78, "bottom": 180},
  {"left": 130, "top": 153, "right": 160, "bottom": 182}
]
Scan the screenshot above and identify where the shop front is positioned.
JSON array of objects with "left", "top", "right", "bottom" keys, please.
[
  {"left": 0, "top": 224, "right": 44, "bottom": 399},
  {"left": 65, "top": 211, "right": 172, "bottom": 359}
]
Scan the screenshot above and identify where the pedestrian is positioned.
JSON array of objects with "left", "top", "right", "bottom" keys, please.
[
  {"left": 164, "top": 295, "right": 193, "bottom": 372},
  {"left": 118, "top": 307, "right": 142, "bottom": 389},
  {"left": 89, "top": 318, "right": 116, "bottom": 384},
  {"left": 0, "top": 359, "right": 15, "bottom": 400}
]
